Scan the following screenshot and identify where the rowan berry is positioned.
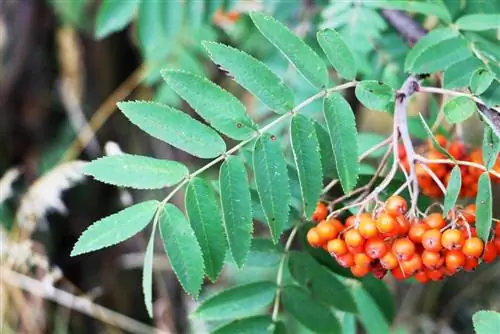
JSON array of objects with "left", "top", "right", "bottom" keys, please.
[
  {"left": 409, "top": 223, "right": 430, "bottom": 243},
  {"left": 494, "top": 238, "right": 500, "bottom": 253},
  {"left": 312, "top": 202, "right": 328, "bottom": 222},
  {"left": 359, "top": 216, "right": 378, "bottom": 239},
  {"left": 441, "top": 229, "right": 466, "bottom": 250},
  {"left": 347, "top": 244, "right": 365, "bottom": 254},
  {"left": 448, "top": 141, "right": 466, "bottom": 160},
  {"left": 496, "top": 223, "right": 500, "bottom": 237},
  {"left": 385, "top": 195, "right": 408, "bottom": 216},
  {"left": 462, "top": 204, "right": 476, "bottom": 224},
  {"left": 307, "top": 228, "right": 322, "bottom": 247},
  {"left": 327, "top": 238, "right": 348, "bottom": 256},
  {"left": 462, "top": 237, "right": 484, "bottom": 257},
  {"left": 422, "top": 229, "right": 443, "bottom": 252},
  {"left": 431, "top": 134, "right": 448, "bottom": 149},
  {"left": 422, "top": 250, "right": 444, "bottom": 269},
  {"left": 351, "top": 264, "right": 370, "bottom": 278},
  {"left": 376, "top": 213, "right": 399, "bottom": 235},
  {"left": 380, "top": 252, "right": 398, "bottom": 270},
  {"left": 345, "top": 229, "right": 364, "bottom": 248},
  {"left": 392, "top": 238, "right": 416, "bottom": 261},
  {"left": 427, "top": 268, "right": 445, "bottom": 281},
  {"left": 445, "top": 250, "right": 465, "bottom": 272},
  {"left": 336, "top": 253, "right": 355, "bottom": 268},
  {"left": 463, "top": 257, "right": 479, "bottom": 272},
  {"left": 483, "top": 242, "right": 498, "bottom": 263},
  {"left": 391, "top": 266, "right": 406, "bottom": 280},
  {"left": 354, "top": 253, "right": 372, "bottom": 267},
  {"left": 425, "top": 213, "right": 446, "bottom": 229},
  {"left": 415, "top": 270, "right": 429, "bottom": 283},
  {"left": 396, "top": 216, "right": 411, "bottom": 235},
  {"left": 316, "top": 220, "right": 338, "bottom": 241},
  {"left": 400, "top": 253, "right": 422, "bottom": 275},
  {"left": 365, "top": 237, "right": 388, "bottom": 259},
  {"left": 328, "top": 219, "right": 345, "bottom": 234}
]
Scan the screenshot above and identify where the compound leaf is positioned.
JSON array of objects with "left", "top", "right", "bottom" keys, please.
[
  {"left": 355, "top": 80, "right": 394, "bottom": 112},
  {"left": 443, "top": 96, "right": 476, "bottom": 124},
  {"left": 317, "top": 28, "right": 356, "bottom": 80},
  {"left": 443, "top": 166, "right": 462, "bottom": 217},
  {"left": 95, "top": 0, "right": 139, "bottom": 39},
  {"left": 476, "top": 172, "right": 493, "bottom": 243}
]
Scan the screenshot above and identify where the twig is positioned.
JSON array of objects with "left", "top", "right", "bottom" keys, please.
[
  {"left": 419, "top": 86, "right": 500, "bottom": 114},
  {"left": 1, "top": 268, "right": 168, "bottom": 334},
  {"left": 415, "top": 154, "right": 500, "bottom": 179}
]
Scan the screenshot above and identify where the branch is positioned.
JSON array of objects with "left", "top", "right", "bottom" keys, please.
[
  {"left": 415, "top": 154, "right": 500, "bottom": 179},
  {"left": 380, "top": 10, "right": 427, "bottom": 46}
]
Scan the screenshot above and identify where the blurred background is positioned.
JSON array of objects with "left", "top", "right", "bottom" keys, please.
[{"left": 1, "top": 1, "right": 499, "bottom": 333}]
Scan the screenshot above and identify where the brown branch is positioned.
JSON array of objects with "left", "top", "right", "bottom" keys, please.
[{"left": 380, "top": 10, "right": 427, "bottom": 46}]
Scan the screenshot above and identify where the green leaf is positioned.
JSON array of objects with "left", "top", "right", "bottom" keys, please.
[
  {"left": 314, "top": 122, "right": 338, "bottom": 178},
  {"left": 404, "top": 28, "right": 458, "bottom": 72},
  {"left": 159, "top": 204, "right": 204, "bottom": 298},
  {"left": 212, "top": 315, "right": 274, "bottom": 334},
  {"left": 246, "top": 238, "right": 282, "bottom": 268},
  {"left": 185, "top": 177, "right": 227, "bottom": 282},
  {"left": 253, "top": 135, "right": 291, "bottom": 243},
  {"left": 84, "top": 154, "right": 188, "bottom": 189},
  {"left": 443, "top": 96, "right": 476, "bottom": 124},
  {"left": 219, "top": 156, "right": 253, "bottom": 267},
  {"left": 323, "top": 93, "right": 359, "bottom": 193},
  {"left": 290, "top": 115, "right": 324, "bottom": 219},
  {"left": 444, "top": 57, "right": 482, "bottom": 89},
  {"left": 118, "top": 101, "right": 226, "bottom": 159},
  {"left": 358, "top": 133, "right": 388, "bottom": 158},
  {"left": 352, "top": 285, "right": 390, "bottom": 334},
  {"left": 187, "top": 0, "right": 204, "bottom": 29},
  {"left": 142, "top": 226, "right": 156, "bottom": 318},
  {"left": 282, "top": 285, "right": 341, "bottom": 334},
  {"left": 355, "top": 80, "right": 394, "bottom": 112},
  {"left": 94, "top": 0, "right": 139, "bottom": 39},
  {"left": 250, "top": 12, "right": 328, "bottom": 88},
  {"left": 483, "top": 127, "right": 500, "bottom": 170},
  {"left": 71, "top": 200, "right": 159, "bottom": 256},
  {"left": 480, "top": 80, "right": 500, "bottom": 108},
  {"left": 161, "top": 70, "right": 257, "bottom": 140},
  {"left": 360, "top": 276, "right": 395, "bottom": 323},
  {"left": 137, "top": 0, "right": 166, "bottom": 59},
  {"left": 194, "top": 281, "right": 276, "bottom": 320},
  {"left": 288, "top": 251, "right": 357, "bottom": 313},
  {"left": 418, "top": 113, "right": 456, "bottom": 161},
  {"left": 473, "top": 310, "right": 500, "bottom": 334},
  {"left": 456, "top": 14, "right": 500, "bottom": 31},
  {"left": 369, "top": 0, "right": 452, "bottom": 23},
  {"left": 317, "top": 28, "right": 356, "bottom": 80},
  {"left": 203, "top": 42, "right": 295, "bottom": 114},
  {"left": 476, "top": 172, "right": 493, "bottom": 243},
  {"left": 411, "top": 37, "right": 471, "bottom": 74},
  {"left": 443, "top": 166, "right": 462, "bottom": 217},
  {"left": 471, "top": 68, "right": 494, "bottom": 95}
]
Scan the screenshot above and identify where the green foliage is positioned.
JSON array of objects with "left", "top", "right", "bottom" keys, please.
[
  {"left": 482, "top": 127, "right": 500, "bottom": 170},
  {"left": 203, "top": 42, "right": 295, "bottom": 114},
  {"left": 71, "top": 200, "right": 159, "bottom": 256},
  {"left": 471, "top": 68, "right": 494, "bottom": 95},
  {"left": 317, "top": 28, "right": 356, "bottom": 80},
  {"left": 314, "top": 122, "right": 338, "bottom": 178},
  {"left": 142, "top": 225, "right": 156, "bottom": 317},
  {"left": 161, "top": 69, "right": 257, "bottom": 140},
  {"left": 355, "top": 80, "right": 394, "bottom": 112},
  {"left": 444, "top": 57, "right": 482, "bottom": 89},
  {"left": 219, "top": 156, "right": 253, "bottom": 267},
  {"left": 476, "top": 172, "right": 493, "bottom": 243},
  {"left": 193, "top": 281, "right": 276, "bottom": 320},
  {"left": 253, "top": 135, "right": 291, "bottom": 243},
  {"left": 418, "top": 113, "right": 456, "bottom": 162},
  {"left": 290, "top": 115, "right": 324, "bottom": 219},
  {"left": 456, "top": 14, "right": 500, "bottom": 31},
  {"left": 211, "top": 315, "right": 273, "bottom": 334},
  {"left": 352, "top": 285, "right": 390, "bottom": 334},
  {"left": 443, "top": 166, "right": 462, "bottom": 216},
  {"left": 84, "top": 154, "right": 188, "bottom": 189},
  {"left": 118, "top": 102, "right": 226, "bottom": 159},
  {"left": 250, "top": 12, "right": 329, "bottom": 88},
  {"left": 323, "top": 93, "right": 359, "bottom": 193},
  {"left": 360, "top": 276, "right": 395, "bottom": 323},
  {"left": 94, "top": 0, "right": 139, "bottom": 39},
  {"left": 443, "top": 96, "right": 477, "bottom": 124},
  {"left": 185, "top": 177, "right": 227, "bottom": 282},
  {"left": 371, "top": 0, "right": 452, "bottom": 23},
  {"left": 159, "top": 204, "right": 205, "bottom": 298},
  {"left": 473, "top": 310, "right": 500, "bottom": 334},
  {"left": 411, "top": 37, "right": 471, "bottom": 74}
]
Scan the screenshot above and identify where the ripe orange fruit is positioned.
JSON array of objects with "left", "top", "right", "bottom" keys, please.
[
  {"left": 422, "top": 250, "right": 444, "bottom": 269},
  {"left": 425, "top": 213, "right": 446, "bottom": 229},
  {"left": 312, "top": 202, "right": 328, "bottom": 222},
  {"left": 431, "top": 134, "right": 448, "bottom": 149},
  {"left": 494, "top": 238, "right": 500, "bottom": 253},
  {"left": 316, "top": 220, "right": 338, "bottom": 241},
  {"left": 463, "top": 256, "right": 479, "bottom": 272},
  {"left": 415, "top": 270, "right": 429, "bottom": 283},
  {"left": 441, "top": 229, "right": 466, "bottom": 250},
  {"left": 396, "top": 216, "right": 411, "bottom": 235},
  {"left": 391, "top": 266, "right": 406, "bottom": 280},
  {"left": 359, "top": 216, "right": 378, "bottom": 239},
  {"left": 347, "top": 244, "right": 365, "bottom": 254},
  {"left": 422, "top": 229, "right": 443, "bottom": 252},
  {"left": 427, "top": 268, "right": 445, "bottom": 281},
  {"left": 462, "top": 204, "right": 476, "bottom": 224},
  {"left": 336, "top": 253, "right": 355, "bottom": 268},
  {"left": 448, "top": 141, "right": 466, "bottom": 160},
  {"left": 385, "top": 195, "right": 408, "bottom": 216},
  {"left": 376, "top": 213, "right": 399, "bottom": 235},
  {"left": 445, "top": 250, "right": 465, "bottom": 272},
  {"left": 354, "top": 253, "right": 372, "bottom": 267},
  {"left": 380, "top": 252, "right": 398, "bottom": 270},
  {"left": 462, "top": 237, "right": 484, "bottom": 257},
  {"left": 365, "top": 237, "right": 388, "bottom": 259},
  {"left": 344, "top": 229, "right": 365, "bottom": 248},
  {"left": 483, "top": 242, "right": 498, "bottom": 263},
  {"left": 328, "top": 219, "right": 345, "bottom": 234},
  {"left": 401, "top": 254, "right": 423, "bottom": 275},
  {"left": 409, "top": 223, "right": 430, "bottom": 243},
  {"left": 351, "top": 264, "right": 371, "bottom": 277},
  {"left": 327, "top": 238, "right": 348, "bottom": 256},
  {"left": 392, "top": 238, "right": 416, "bottom": 261},
  {"left": 307, "top": 228, "right": 322, "bottom": 247}
]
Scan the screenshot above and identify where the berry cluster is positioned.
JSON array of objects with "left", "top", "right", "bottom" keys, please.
[
  {"left": 399, "top": 136, "right": 500, "bottom": 198},
  {"left": 307, "top": 199, "right": 500, "bottom": 283}
]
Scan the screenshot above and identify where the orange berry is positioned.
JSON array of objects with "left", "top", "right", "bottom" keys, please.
[
  {"left": 344, "top": 229, "right": 365, "bottom": 248},
  {"left": 312, "top": 202, "right": 328, "bottom": 222},
  {"left": 307, "top": 228, "right": 322, "bottom": 247},
  {"left": 396, "top": 216, "right": 411, "bottom": 235},
  {"left": 409, "top": 223, "right": 430, "bottom": 243},
  {"left": 359, "top": 216, "right": 378, "bottom": 239},
  {"left": 398, "top": 144, "right": 407, "bottom": 160},
  {"left": 494, "top": 238, "right": 500, "bottom": 253},
  {"left": 401, "top": 253, "right": 423, "bottom": 275},
  {"left": 425, "top": 213, "right": 446, "bottom": 229},
  {"left": 336, "top": 253, "right": 355, "bottom": 268},
  {"left": 427, "top": 268, "right": 445, "bottom": 281},
  {"left": 415, "top": 271, "right": 429, "bottom": 283},
  {"left": 392, "top": 238, "right": 416, "bottom": 261},
  {"left": 385, "top": 195, "right": 408, "bottom": 216},
  {"left": 422, "top": 250, "right": 444, "bottom": 269},
  {"left": 328, "top": 219, "right": 345, "bottom": 234},
  {"left": 351, "top": 264, "right": 371, "bottom": 277},
  {"left": 380, "top": 252, "right": 398, "bottom": 270},
  {"left": 365, "top": 237, "right": 388, "bottom": 259},
  {"left": 376, "top": 213, "right": 399, "bottom": 235},
  {"left": 317, "top": 220, "right": 338, "bottom": 241},
  {"left": 483, "top": 242, "right": 498, "bottom": 263},
  {"left": 347, "top": 244, "right": 365, "bottom": 254},
  {"left": 445, "top": 250, "right": 465, "bottom": 272},
  {"left": 422, "top": 229, "right": 443, "bottom": 252},
  {"left": 462, "top": 237, "right": 484, "bottom": 257},
  {"left": 327, "top": 238, "right": 348, "bottom": 256},
  {"left": 462, "top": 204, "right": 476, "bottom": 224},
  {"left": 354, "top": 253, "right": 372, "bottom": 267},
  {"left": 448, "top": 141, "right": 466, "bottom": 160},
  {"left": 431, "top": 134, "right": 448, "bottom": 149},
  {"left": 464, "top": 256, "right": 479, "bottom": 272},
  {"left": 391, "top": 266, "right": 406, "bottom": 280},
  {"left": 495, "top": 223, "right": 500, "bottom": 237},
  {"left": 441, "top": 229, "right": 466, "bottom": 250}
]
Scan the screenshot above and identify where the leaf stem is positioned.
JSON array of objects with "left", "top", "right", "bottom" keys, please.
[
  {"left": 415, "top": 154, "right": 500, "bottom": 179},
  {"left": 419, "top": 86, "right": 499, "bottom": 113}
]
